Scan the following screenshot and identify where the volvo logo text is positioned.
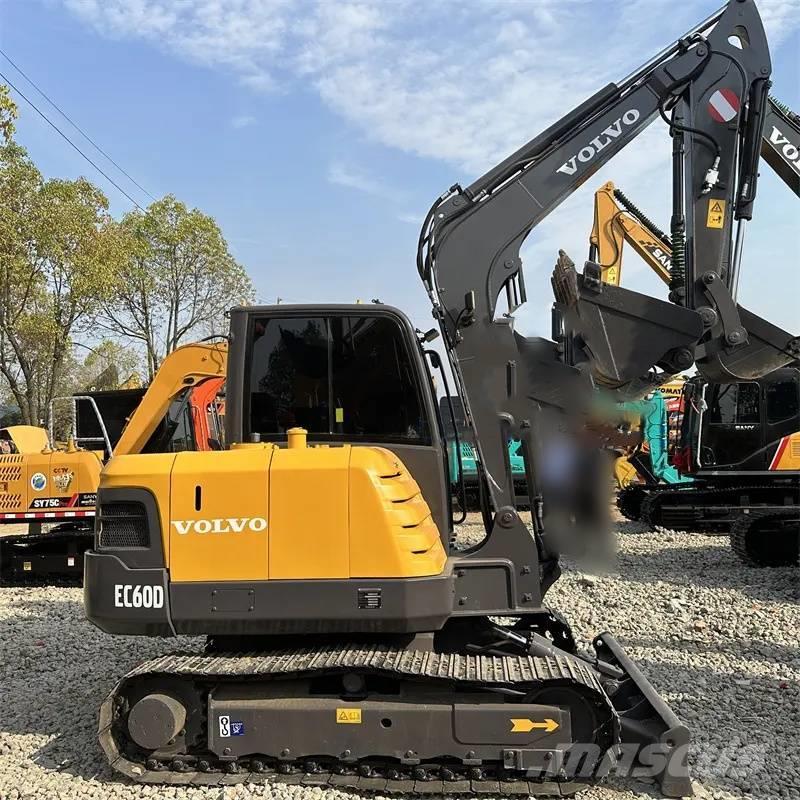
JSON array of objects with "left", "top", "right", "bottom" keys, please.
[
  {"left": 171, "top": 517, "right": 268, "bottom": 535},
  {"left": 768, "top": 126, "right": 800, "bottom": 173},
  {"left": 557, "top": 109, "right": 641, "bottom": 176}
]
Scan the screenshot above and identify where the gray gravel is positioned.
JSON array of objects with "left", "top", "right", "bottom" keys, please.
[{"left": 0, "top": 514, "right": 797, "bottom": 800}]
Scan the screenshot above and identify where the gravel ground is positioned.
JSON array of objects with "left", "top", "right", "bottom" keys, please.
[{"left": 0, "top": 514, "right": 797, "bottom": 800}]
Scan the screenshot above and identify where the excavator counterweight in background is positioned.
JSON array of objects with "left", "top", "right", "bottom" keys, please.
[{"left": 0, "top": 343, "right": 227, "bottom": 583}]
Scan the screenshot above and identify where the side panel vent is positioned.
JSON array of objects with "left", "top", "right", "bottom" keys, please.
[{"left": 98, "top": 502, "right": 150, "bottom": 548}]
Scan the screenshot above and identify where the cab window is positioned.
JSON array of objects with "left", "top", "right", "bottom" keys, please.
[
  {"left": 142, "top": 393, "right": 196, "bottom": 453},
  {"left": 706, "top": 383, "right": 760, "bottom": 425},
  {"left": 248, "top": 315, "right": 429, "bottom": 443},
  {"left": 766, "top": 380, "right": 799, "bottom": 424}
]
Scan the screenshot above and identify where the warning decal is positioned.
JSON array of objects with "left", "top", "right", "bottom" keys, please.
[
  {"left": 336, "top": 708, "right": 362, "bottom": 724},
  {"left": 706, "top": 199, "right": 726, "bottom": 229},
  {"left": 708, "top": 88, "right": 740, "bottom": 123}
]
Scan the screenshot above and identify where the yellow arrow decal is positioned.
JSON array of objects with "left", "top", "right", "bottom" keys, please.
[{"left": 510, "top": 718, "right": 559, "bottom": 733}]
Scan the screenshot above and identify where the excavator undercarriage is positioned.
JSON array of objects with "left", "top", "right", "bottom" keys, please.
[{"left": 99, "top": 636, "right": 687, "bottom": 794}]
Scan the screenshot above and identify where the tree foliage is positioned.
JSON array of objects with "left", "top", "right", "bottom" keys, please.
[
  {"left": 100, "top": 195, "right": 254, "bottom": 378},
  {"left": 73, "top": 339, "right": 143, "bottom": 391},
  {"left": 0, "top": 84, "right": 17, "bottom": 143},
  {"left": 0, "top": 136, "right": 121, "bottom": 424},
  {"left": 0, "top": 85, "right": 253, "bottom": 422}
]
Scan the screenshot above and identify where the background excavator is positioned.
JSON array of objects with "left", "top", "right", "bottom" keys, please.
[
  {"left": 83, "top": 2, "right": 791, "bottom": 795},
  {"left": 454, "top": 88, "right": 800, "bottom": 515},
  {"left": 612, "top": 388, "right": 692, "bottom": 492},
  {"left": 582, "top": 97, "right": 799, "bottom": 565},
  {"left": 0, "top": 343, "right": 226, "bottom": 583}
]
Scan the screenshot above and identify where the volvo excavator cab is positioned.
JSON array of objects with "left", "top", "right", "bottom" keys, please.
[{"left": 231, "top": 307, "right": 449, "bottom": 535}]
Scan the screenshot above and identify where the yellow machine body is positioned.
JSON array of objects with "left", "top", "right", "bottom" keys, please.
[
  {"left": 613, "top": 455, "right": 641, "bottom": 489},
  {"left": 0, "top": 444, "right": 102, "bottom": 515},
  {"left": 100, "top": 430, "right": 446, "bottom": 583},
  {"left": 1, "top": 425, "right": 49, "bottom": 454},
  {"left": 768, "top": 432, "right": 800, "bottom": 470},
  {"left": 590, "top": 181, "right": 672, "bottom": 287}
]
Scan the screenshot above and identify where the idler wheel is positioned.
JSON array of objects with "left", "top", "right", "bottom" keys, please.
[{"left": 127, "top": 693, "right": 187, "bottom": 750}]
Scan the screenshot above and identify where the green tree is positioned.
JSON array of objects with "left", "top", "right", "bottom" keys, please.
[
  {"left": 0, "top": 84, "right": 17, "bottom": 143},
  {"left": 0, "top": 133, "right": 120, "bottom": 424},
  {"left": 73, "top": 339, "right": 142, "bottom": 391},
  {"left": 100, "top": 195, "right": 254, "bottom": 378}
]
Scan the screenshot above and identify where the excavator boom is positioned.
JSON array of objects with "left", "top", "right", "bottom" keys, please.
[
  {"left": 421, "top": 0, "right": 782, "bottom": 517},
  {"left": 113, "top": 342, "right": 227, "bottom": 456}
]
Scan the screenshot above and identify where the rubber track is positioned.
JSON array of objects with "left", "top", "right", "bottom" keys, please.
[
  {"left": 640, "top": 482, "right": 790, "bottom": 532},
  {"left": 730, "top": 508, "right": 800, "bottom": 567},
  {"left": 100, "top": 645, "right": 618, "bottom": 793},
  {"left": 616, "top": 486, "right": 647, "bottom": 521}
]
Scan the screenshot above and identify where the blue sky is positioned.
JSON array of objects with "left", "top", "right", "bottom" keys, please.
[{"left": 1, "top": 0, "right": 798, "bottom": 339}]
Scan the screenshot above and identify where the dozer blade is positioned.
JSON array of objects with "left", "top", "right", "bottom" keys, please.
[
  {"left": 697, "top": 304, "right": 800, "bottom": 382},
  {"left": 552, "top": 251, "right": 703, "bottom": 390},
  {"left": 592, "top": 633, "right": 691, "bottom": 798}
]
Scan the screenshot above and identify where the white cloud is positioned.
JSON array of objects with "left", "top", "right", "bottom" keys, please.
[
  {"left": 230, "top": 114, "right": 255, "bottom": 129},
  {"left": 326, "top": 161, "right": 387, "bottom": 197},
  {"left": 59, "top": 0, "right": 800, "bottom": 176},
  {"left": 758, "top": 0, "right": 800, "bottom": 46},
  {"left": 58, "top": 0, "right": 800, "bottom": 334},
  {"left": 397, "top": 212, "right": 421, "bottom": 225}
]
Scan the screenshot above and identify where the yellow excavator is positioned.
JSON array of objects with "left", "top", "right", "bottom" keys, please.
[
  {"left": 589, "top": 180, "right": 672, "bottom": 288},
  {"left": 83, "top": 2, "right": 799, "bottom": 795},
  {"left": 0, "top": 343, "right": 226, "bottom": 582},
  {"left": 585, "top": 181, "right": 690, "bottom": 491}
]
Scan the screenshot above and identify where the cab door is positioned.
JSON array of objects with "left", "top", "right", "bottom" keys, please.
[{"left": 699, "top": 382, "right": 762, "bottom": 469}]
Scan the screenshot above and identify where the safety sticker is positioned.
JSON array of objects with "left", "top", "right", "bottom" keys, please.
[
  {"left": 510, "top": 717, "right": 560, "bottom": 733},
  {"left": 708, "top": 88, "right": 740, "bottom": 123},
  {"left": 335, "top": 407, "right": 344, "bottom": 423},
  {"left": 706, "top": 199, "right": 725, "bottom": 229},
  {"left": 218, "top": 715, "right": 245, "bottom": 736},
  {"left": 336, "top": 708, "right": 362, "bottom": 724}
]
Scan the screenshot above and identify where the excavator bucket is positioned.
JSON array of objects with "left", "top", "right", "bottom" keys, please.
[
  {"left": 552, "top": 251, "right": 703, "bottom": 390},
  {"left": 553, "top": 251, "right": 800, "bottom": 389},
  {"left": 697, "top": 305, "right": 800, "bottom": 382}
]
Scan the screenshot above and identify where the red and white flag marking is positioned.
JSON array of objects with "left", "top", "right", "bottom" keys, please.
[{"left": 708, "top": 88, "right": 740, "bottom": 123}]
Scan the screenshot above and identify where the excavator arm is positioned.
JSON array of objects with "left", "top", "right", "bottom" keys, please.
[
  {"left": 590, "top": 181, "right": 674, "bottom": 286},
  {"left": 562, "top": 94, "right": 800, "bottom": 386},
  {"left": 420, "top": 0, "right": 781, "bottom": 519},
  {"left": 592, "top": 95, "right": 800, "bottom": 288},
  {"left": 113, "top": 342, "right": 227, "bottom": 456},
  {"left": 761, "top": 95, "right": 800, "bottom": 197}
]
